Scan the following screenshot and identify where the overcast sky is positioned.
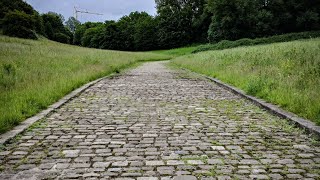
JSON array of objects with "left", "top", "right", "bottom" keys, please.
[{"left": 25, "top": 0, "right": 157, "bottom": 23}]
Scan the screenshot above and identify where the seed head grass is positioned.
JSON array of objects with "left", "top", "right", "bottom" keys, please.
[
  {"left": 0, "top": 35, "right": 170, "bottom": 133},
  {"left": 171, "top": 38, "right": 320, "bottom": 125}
]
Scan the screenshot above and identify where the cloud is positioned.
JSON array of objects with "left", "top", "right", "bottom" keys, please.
[{"left": 25, "top": 0, "right": 157, "bottom": 23}]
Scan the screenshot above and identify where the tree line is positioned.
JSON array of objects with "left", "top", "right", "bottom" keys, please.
[
  {"left": 0, "top": 0, "right": 75, "bottom": 43},
  {"left": 1, "top": 0, "right": 319, "bottom": 51}
]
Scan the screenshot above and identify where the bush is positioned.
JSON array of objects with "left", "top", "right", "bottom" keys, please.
[
  {"left": 2, "top": 10, "right": 37, "bottom": 39},
  {"left": 53, "top": 33, "right": 70, "bottom": 44},
  {"left": 193, "top": 31, "right": 320, "bottom": 53}
]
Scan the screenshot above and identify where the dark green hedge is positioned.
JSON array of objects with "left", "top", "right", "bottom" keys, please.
[{"left": 193, "top": 31, "right": 320, "bottom": 53}]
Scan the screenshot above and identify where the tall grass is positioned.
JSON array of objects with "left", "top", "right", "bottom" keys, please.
[
  {"left": 171, "top": 38, "right": 320, "bottom": 125},
  {"left": 150, "top": 45, "right": 198, "bottom": 57},
  {"left": 193, "top": 31, "right": 320, "bottom": 53},
  {"left": 0, "top": 35, "right": 170, "bottom": 133}
]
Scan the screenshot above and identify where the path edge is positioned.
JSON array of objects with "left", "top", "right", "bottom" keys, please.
[
  {"left": 206, "top": 76, "right": 320, "bottom": 137},
  {"left": 0, "top": 74, "right": 117, "bottom": 145},
  {"left": 180, "top": 68, "right": 320, "bottom": 137}
]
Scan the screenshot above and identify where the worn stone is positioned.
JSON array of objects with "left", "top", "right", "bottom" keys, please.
[{"left": 0, "top": 62, "right": 319, "bottom": 179}]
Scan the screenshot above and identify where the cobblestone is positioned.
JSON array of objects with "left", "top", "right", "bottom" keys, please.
[{"left": 0, "top": 61, "right": 319, "bottom": 179}]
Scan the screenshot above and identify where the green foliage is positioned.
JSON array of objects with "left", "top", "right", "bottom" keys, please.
[
  {"left": 193, "top": 31, "right": 320, "bottom": 53},
  {"left": 2, "top": 10, "right": 37, "bottom": 39},
  {"left": 41, "top": 13, "right": 66, "bottom": 39},
  {"left": 1, "top": 0, "right": 320, "bottom": 50},
  {"left": 73, "top": 1, "right": 209, "bottom": 51},
  {"left": 0, "top": 35, "right": 170, "bottom": 133},
  {"left": 134, "top": 15, "right": 158, "bottom": 51},
  {"left": 33, "top": 12, "right": 45, "bottom": 35},
  {"left": 150, "top": 45, "right": 198, "bottom": 57},
  {"left": 99, "top": 21, "right": 123, "bottom": 50},
  {"left": 44, "top": 22, "right": 54, "bottom": 39},
  {"left": 156, "top": 0, "right": 208, "bottom": 45},
  {"left": 0, "top": 0, "right": 34, "bottom": 20},
  {"left": 207, "top": 0, "right": 320, "bottom": 42},
  {"left": 0, "top": 0, "right": 44, "bottom": 36},
  {"left": 65, "top": 17, "right": 80, "bottom": 33},
  {"left": 53, "top": 33, "right": 70, "bottom": 44},
  {"left": 81, "top": 25, "right": 104, "bottom": 47},
  {"left": 74, "top": 22, "right": 102, "bottom": 45},
  {"left": 172, "top": 38, "right": 320, "bottom": 125}
]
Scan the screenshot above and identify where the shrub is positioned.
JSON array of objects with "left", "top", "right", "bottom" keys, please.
[
  {"left": 2, "top": 10, "right": 37, "bottom": 39},
  {"left": 193, "top": 31, "right": 320, "bottom": 53},
  {"left": 53, "top": 33, "right": 70, "bottom": 44}
]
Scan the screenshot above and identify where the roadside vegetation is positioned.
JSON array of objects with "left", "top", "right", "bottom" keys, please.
[
  {"left": 150, "top": 45, "right": 198, "bottom": 57},
  {"left": 171, "top": 38, "right": 320, "bottom": 125},
  {"left": 1, "top": 0, "right": 319, "bottom": 133},
  {"left": 0, "top": 35, "right": 170, "bottom": 133},
  {"left": 1, "top": 0, "right": 319, "bottom": 51},
  {"left": 193, "top": 31, "right": 320, "bottom": 53}
]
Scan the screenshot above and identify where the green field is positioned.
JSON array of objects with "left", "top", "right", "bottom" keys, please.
[
  {"left": 150, "top": 45, "right": 198, "bottom": 57},
  {"left": 0, "top": 35, "right": 170, "bottom": 133},
  {"left": 171, "top": 38, "right": 320, "bottom": 125}
]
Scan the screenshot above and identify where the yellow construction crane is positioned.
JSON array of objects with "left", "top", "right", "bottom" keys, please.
[{"left": 74, "top": 6, "right": 103, "bottom": 20}]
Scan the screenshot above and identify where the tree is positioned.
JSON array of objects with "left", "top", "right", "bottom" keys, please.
[
  {"left": 53, "top": 33, "right": 70, "bottom": 44},
  {"left": 44, "top": 21, "right": 54, "bottom": 39},
  {"left": 207, "top": 0, "right": 259, "bottom": 42},
  {"left": 81, "top": 25, "right": 104, "bottom": 47},
  {"left": 134, "top": 15, "right": 158, "bottom": 50},
  {"left": 47, "top": 11, "right": 65, "bottom": 22},
  {"left": 41, "top": 13, "right": 72, "bottom": 43},
  {"left": 42, "top": 13, "right": 65, "bottom": 35},
  {"left": 65, "top": 17, "right": 80, "bottom": 33},
  {"left": 73, "top": 22, "right": 103, "bottom": 45},
  {"left": 155, "top": 0, "right": 207, "bottom": 48},
  {"left": 2, "top": 10, "right": 37, "bottom": 39},
  {"left": 99, "top": 21, "right": 123, "bottom": 50},
  {"left": 33, "top": 12, "right": 45, "bottom": 36},
  {"left": 0, "top": 0, "right": 34, "bottom": 20}
]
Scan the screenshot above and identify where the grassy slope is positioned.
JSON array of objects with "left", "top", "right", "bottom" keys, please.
[
  {"left": 150, "top": 45, "right": 198, "bottom": 57},
  {"left": 171, "top": 38, "right": 320, "bottom": 124},
  {"left": 0, "top": 35, "right": 170, "bottom": 133}
]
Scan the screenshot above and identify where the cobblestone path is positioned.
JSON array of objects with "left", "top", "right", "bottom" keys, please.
[{"left": 0, "top": 61, "right": 320, "bottom": 180}]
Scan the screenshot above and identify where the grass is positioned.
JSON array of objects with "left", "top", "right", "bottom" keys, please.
[
  {"left": 193, "top": 31, "right": 320, "bottom": 53},
  {"left": 150, "top": 45, "right": 198, "bottom": 57},
  {"left": 0, "top": 35, "right": 170, "bottom": 133},
  {"left": 171, "top": 38, "right": 320, "bottom": 125}
]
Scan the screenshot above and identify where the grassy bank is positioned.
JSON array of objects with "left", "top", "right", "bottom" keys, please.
[
  {"left": 150, "top": 45, "right": 198, "bottom": 57},
  {"left": 193, "top": 31, "right": 320, "bottom": 53},
  {"left": 0, "top": 35, "right": 170, "bottom": 133},
  {"left": 171, "top": 38, "right": 320, "bottom": 125}
]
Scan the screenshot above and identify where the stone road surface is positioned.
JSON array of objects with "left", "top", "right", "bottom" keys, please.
[{"left": 0, "top": 61, "right": 320, "bottom": 180}]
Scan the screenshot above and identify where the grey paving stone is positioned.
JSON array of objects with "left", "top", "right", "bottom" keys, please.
[
  {"left": 137, "top": 177, "right": 158, "bottom": 180},
  {"left": 173, "top": 175, "right": 197, "bottom": 180},
  {"left": 93, "top": 162, "right": 111, "bottom": 168},
  {"left": 187, "top": 160, "right": 204, "bottom": 165},
  {"left": 207, "top": 159, "right": 224, "bottom": 165},
  {"left": 146, "top": 160, "right": 164, "bottom": 166},
  {"left": 0, "top": 61, "right": 319, "bottom": 179},
  {"left": 63, "top": 150, "right": 80, "bottom": 158},
  {"left": 112, "top": 161, "right": 129, "bottom": 167}
]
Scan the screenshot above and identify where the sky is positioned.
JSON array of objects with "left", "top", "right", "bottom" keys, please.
[{"left": 25, "top": 0, "right": 157, "bottom": 23}]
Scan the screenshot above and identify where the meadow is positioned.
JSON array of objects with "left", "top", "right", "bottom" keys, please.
[
  {"left": 0, "top": 35, "right": 170, "bottom": 133},
  {"left": 171, "top": 38, "right": 320, "bottom": 125},
  {"left": 150, "top": 45, "right": 198, "bottom": 57}
]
